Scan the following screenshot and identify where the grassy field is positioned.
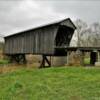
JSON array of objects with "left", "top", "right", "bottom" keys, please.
[
  {"left": 0, "top": 59, "right": 10, "bottom": 65},
  {"left": 0, "top": 67, "right": 100, "bottom": 100}
]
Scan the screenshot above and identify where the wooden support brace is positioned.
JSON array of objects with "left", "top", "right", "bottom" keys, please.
[
  {"left": 40, "top": 55, "right": 51, "bottom": 68},
  {"left": 9, "top": 54, "right": 27, "bottom": 64}
]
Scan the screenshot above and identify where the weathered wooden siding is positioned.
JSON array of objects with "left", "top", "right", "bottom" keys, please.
[
  {"left": 4, "top": 18, "right": 76, "bottom": 55},
  {"left": 4, "top": 25, "right": 58, "bottom": 55}
]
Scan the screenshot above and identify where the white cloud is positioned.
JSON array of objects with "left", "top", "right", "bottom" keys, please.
[
  {"left": 0, "top": 0, "right": 100, "bottom": 36},
  {"left": 0, "top": 0, "right": 66, "bottom": 36}
]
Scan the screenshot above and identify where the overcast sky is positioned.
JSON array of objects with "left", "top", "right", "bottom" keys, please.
[{"left": 0, "top": 0, "right": 100, "bottom": 36}]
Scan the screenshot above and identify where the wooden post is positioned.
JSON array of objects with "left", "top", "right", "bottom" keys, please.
[
  {"left": 40, "top": 55, "right": 45, "bottom": 68},
  {"left": 80, "top": 51, "right": 84, "bottom": 66},
  {"left": 67, "top": 51, "right": 70, "bottom": 65},
  {"left": 50, "top": 56, "right": 51, "bottom": 67}
]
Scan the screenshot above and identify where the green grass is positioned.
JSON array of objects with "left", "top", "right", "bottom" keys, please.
[
  {"left": 0, "top": 67, "right": 100, "bottom": 100},
  {"left": 84, "top": 58, "right": 90, "bottom": 65},
  {"left": 0, "top": 59, "right": 10, "bottom": 65}
]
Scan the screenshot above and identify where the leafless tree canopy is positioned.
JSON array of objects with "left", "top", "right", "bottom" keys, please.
[{"left": 70, "top": 19, "right": 100, "bottom": 47}]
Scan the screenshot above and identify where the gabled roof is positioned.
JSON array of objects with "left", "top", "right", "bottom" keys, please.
[
  {"left": 5, "top": 18, "right": 76, "bottom": 38},
  {"left": 60, "top": 18, "right": 76, "bottom": 30}
]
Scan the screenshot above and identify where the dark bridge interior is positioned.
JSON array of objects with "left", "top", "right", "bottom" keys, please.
[{"left": 54, "top": 25, "right": 74, "bottom": 56}]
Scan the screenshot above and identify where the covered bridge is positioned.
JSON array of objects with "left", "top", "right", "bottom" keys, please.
[{"left": 4, "top": 18, "right": 76, "bottom": 67}]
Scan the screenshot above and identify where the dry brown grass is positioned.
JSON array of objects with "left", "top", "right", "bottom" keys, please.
[
  {"left": 0, "top": 63, "right": 38, "bottom": 74},
  {"left": 0, "top": 64, "right": 22, "bottom": 74}
]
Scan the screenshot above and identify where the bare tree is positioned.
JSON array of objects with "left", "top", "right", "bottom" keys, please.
[
  {"left": 71, "top": 19, "right": 88, "bottom": 47},
  {"left": 90, "top": 22, "right": 100, "bottom": 47},
  {"left": 71, "top": 19, "right": 100, "bottom": 47}
]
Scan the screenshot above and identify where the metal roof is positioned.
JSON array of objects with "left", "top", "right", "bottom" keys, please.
[{"left": 5, "top": 18, "right": 76, "bottom": 38}]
